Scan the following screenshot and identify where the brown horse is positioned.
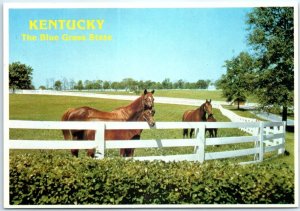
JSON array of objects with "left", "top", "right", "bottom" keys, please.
[
  {"left": 80, "top": 109, "right": 155, "bottom": 157},
  {"left": 61, "top": 89, "right": 155, "bottom": 157},
  {"left": 90, "top": 109, "right": 155, "bottom": 157},
  {"left": 182, "top": 99, "right": 213, "bottom": 138},
  {"left": 206, "top": 114, "right": 217, "bottom": 138}
]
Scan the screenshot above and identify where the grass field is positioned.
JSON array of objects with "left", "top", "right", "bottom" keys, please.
[
  {"left": 74, "top": 89, "right": 226, "bottom": 101},
  {"left": 9, "top": 93, "right": 294, "bottom": 167},
  {"left": 73, "top": 89, "right": 260, "bottom": 103}
]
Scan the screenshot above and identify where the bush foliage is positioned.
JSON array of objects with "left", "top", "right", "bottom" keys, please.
[{"left": 9, "top": 151, "right": 294, "bottom": 205}]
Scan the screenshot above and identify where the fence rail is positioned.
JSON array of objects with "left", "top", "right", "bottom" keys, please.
[
  {"left": 9, "top": 120, "right": 285, "bottom": 164},
  {"left": 219, "top": 105, "right": 260, "bottom": 135}
]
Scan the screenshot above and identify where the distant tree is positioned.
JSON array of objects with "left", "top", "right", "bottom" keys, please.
[
  {"left": 45, "top": 78, "right": 54, "bottom": 89},
  {"left": 69, "top": 79, "right": 75, "bottom": 90},
  {"left": 246, "top": 7, "right": 294, "bottom": 121},
  {"left": 143, "top": 80, "right": 156, "bottom": 90},
  {"left": 111, "top": 81, "right": 119, "bottom": 90},
  {"left": 162, "top": 78, "right": 172, "bottom": 89},
  {"left": 75, "top": 80, "right": 84, "bottom": 90},
  {"left": 103, "top": 81, "right": 111, "bottom": 90},
  {"left": 96, "top": 80, "right": 103, "bottom": 90},
  {"left": 154, "top": 82, "right": 163, "bottom": 89},
  {"left": 62, "top": 78, "right": 69, "bottom": 90},
  {"left": 173, "top": 79, "right": 184, "bottom": 89},
  {"left": 39, "top": 85, "right": 46, "bottom": 90},
  {"left": 84, "top": 80, "right": 93, "bottom": 90},
  {"left": 93, "top": 80, "right": 102, "bottom": 89},
  {"left": 9, "top": 62, "right": 33, "bottom": 92},
  {"left": 216, "top": 52, "right": 256, "bottom": 109},
  {"left": 121, "top": 78, "right": 138, "bottom": 91},
  {"left": 196, "top": 80, "right": 210, "bottom": 89},
  {"left": 54, "top": 80, "right": 62, "bottom": 91}
]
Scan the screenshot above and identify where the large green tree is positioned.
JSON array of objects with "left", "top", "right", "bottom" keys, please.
[
  {"left": 54, "top": 80, "right": 62, "bottom": 91},
  {"left": 246, "top": 7, "right": 294, "bottom": 121},
  {"left": 216, "top": 52, "right": 256, "bottom": 109},
  {"left": 9, "top": 62, "right": 34, "bottom": 91}
]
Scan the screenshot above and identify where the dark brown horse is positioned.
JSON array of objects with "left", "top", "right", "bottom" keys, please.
[
  {"left": 182, "top": 99, "right": 213, "bottom": 138},
  {"left": 61, "top": 89, "right": 155, "bottom": 157},
  {"left": 206, "top": 114, "right": 217, "bottom": 138}
]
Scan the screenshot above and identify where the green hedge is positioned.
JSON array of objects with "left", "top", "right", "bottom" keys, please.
[{"left": 10, "top": 152, "right": 294, "bottom": 205}]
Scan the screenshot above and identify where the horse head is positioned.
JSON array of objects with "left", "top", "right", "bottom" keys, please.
[
  {"left": 142, "top": 108, "right": 156, "bottom": 127},
  {"left": 203, "top": 99, "right": 213, "bottom": 115},
  {"left": 143, "top": 89, "right": 155, "bottom": 110}
]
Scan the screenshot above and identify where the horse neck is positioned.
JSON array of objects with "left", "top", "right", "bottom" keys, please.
[
  {"left": 121, "top": 96, "right": 144, "bottom": 120},
  {"left": 198, "top": 104, "right": 207, "bottom": 120}
]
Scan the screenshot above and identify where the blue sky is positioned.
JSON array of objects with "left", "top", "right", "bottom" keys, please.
[{"left": 9, "top": 8, "right": 252, "bottom": 88}]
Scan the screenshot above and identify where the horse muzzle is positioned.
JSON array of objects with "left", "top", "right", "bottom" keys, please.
[{"left": 149, "top": 121, "right": 156, "bottom": 127}]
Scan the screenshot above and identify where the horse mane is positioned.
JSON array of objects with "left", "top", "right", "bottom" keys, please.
[
  {"left": 110, "top": 94, "right": 144, "bottom": 121},
  {"left": 198, "top": 102, "right": 207, "bottom": 121}
]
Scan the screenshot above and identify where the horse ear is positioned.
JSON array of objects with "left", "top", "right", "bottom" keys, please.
[
  {"left": 151, "top": 90, "right": 155, "bottom": 94},
  {"left": 144, "top": 89, "right": 148, "bottom": 94},
  {"left": 209, "top": 99, "right": 211, "bottom": 103}
]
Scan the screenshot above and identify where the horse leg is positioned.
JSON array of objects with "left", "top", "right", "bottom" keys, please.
[
  {"left": 85, "top": 130, "right": 96, "bottom": 158},
  {"left": 70, "top": 131, "right": 81, "bottom": 157},
  {"left": 125, "top": 149, "right": 132, "bottom": 157},
  {"left": 214, "top": 129, "right": 220, "bottom": 147},
  {"left": 87, "top": 149, "right": 95, "bottom": 158},
  {"left": 190, "top": 129, "right": 194, "bottom": 138},
  {"left": 71, "top": 149, "right": 79, "bottom": 157},
  {"left": 128, "top": 148, "right": 134, "bottom": 157},
  {"left": 209, "top": 130, "right": 213, "bottom": 138},
  {"left": 183, "top": 129, "right": 188, "bottom": 138},
  {"left": 120, "top": 149, "right": 125, "bottom": 157},
  {"left": 120, "top": 135, "right": 139, "bottom": 157},
  {"left": 120, "top": 148, "right": 134, "bottom": 157},
  {"left": 127, "top": 135, "right": 139, "bottom": 157},
  {"left": 120, "top": 147, "right": 133, "bottom": 157}
]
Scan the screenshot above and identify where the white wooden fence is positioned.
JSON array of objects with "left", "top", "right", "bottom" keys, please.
[
  {"left": 219, "top": 105, "right": 259, "bottom": 135},
  {"left": 218, "top": 105, "right": 286, "bottom": 151},
  {"left": 9, "top": 120, "right": 286, "bottom": 164}
]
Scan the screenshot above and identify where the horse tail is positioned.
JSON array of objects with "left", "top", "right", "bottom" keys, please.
[
  {"left": 61, "top": 108, "right": 75, "bottom": 140},
  {"left": 182, "top": 111, "right": 187, "bottom": 121},
  {"left": 62, "top": 107, "right": 77, "bottom": 121}
]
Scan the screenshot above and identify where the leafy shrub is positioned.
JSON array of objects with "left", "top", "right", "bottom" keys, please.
[{"left": 10, "top": 152, "right": 294, "bottom": 205}]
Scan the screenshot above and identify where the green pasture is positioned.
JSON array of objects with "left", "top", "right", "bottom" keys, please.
[
  {"left": 75, "top": 89, "right": 226, "bottom": 101},
  {"left": 73, "top": 89, "right": 259, "bottom": 103},
  {"left": 9, "top": 94, "right": 294, "bottom": 167},
  {"left": 223, "top": 105, "right": 264, "bottom": 120}
]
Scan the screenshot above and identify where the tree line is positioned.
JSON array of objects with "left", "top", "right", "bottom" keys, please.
[
  {"left": 47, "top": 78, "right": 212, "bottom": 91},
  {"left": 9, "top": 66, "right": 212, "bottom": 92}
]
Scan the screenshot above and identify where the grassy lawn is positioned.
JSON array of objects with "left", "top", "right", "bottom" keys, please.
[
  {"left": 71, "top": 89, "right": 261, "bottom": 103},
  {"left": 73, "top": 89, "right": 227, "bottom": 101},
  {"left": 223, "top": 105, "right": 264, "bottom": 120},
  {"left": 9, "top": 94, "right": 294, "bottom": 168}
]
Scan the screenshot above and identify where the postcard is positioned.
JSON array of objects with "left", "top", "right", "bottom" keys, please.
[{"left": 3, "top": 1, "right": 298, "bottom": 208}]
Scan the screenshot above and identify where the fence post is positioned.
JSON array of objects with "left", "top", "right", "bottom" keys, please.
[
  {"left": 258, "top": 121, "right": 264, "bottom": 162},
  {"left": 254, "top": 122, "right": 259, "bottom": 161},
  {"left": 195, "top": 123, "right": 205, "bottom": 163},
  {"left": 95, "top": 123, "right": 105, "bottom": 159},
  {"left": 278, "top": 121, "right": 286, "bottom": 154}
]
